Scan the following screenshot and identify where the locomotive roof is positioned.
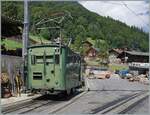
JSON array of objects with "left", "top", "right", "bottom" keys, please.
[
  {"left": 28, "top": 43, "right": 81, "bottom": 57},
  {"left": 28, "top": 43, "right": 67, "bottom": 49}
]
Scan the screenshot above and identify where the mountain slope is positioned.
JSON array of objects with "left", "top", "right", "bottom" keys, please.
[{"left": 2, "top": 1, "right": 149, "bottom": 52}]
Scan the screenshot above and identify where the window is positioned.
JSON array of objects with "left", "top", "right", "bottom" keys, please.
[
  {"left": 36, "top": 56, "right": 44, "bottom": 63},
  {"left": 45, "top": 55, "right": 54, "bottom": 64},
  {"left": 31, "top": 55, "right": 36, "bottom": 65},
  {"left": 31, "top": 55, "right": 59, "bottom": 64},
  {"left": 55, "top": 55, "right": 59, "bottom": 64}
]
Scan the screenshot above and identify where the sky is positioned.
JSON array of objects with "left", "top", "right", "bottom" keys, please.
[{"left": 79, "top": 1, "right": 149, "bottom": 32}]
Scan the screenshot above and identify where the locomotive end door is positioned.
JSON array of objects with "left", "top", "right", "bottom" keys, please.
[
  {"left": 43, "top": 49, "right": 59, "bottom": 91},
  {"left": 43, "top": 50, "right": 55, "bottom": 90}
]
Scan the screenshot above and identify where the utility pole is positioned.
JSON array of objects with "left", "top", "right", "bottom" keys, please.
[
  {"left": 22, "top": 0, "right": 29, "bottom": 91},
  {"left": 23, "top": 0, "right": 29, "bottom": 58}
]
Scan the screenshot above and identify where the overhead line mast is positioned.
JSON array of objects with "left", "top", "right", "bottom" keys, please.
[
  {"left": 22, "top": 0, "right": 29, "bottom": 60},
  {"left": 22, "top": 0, "right": 29, "bottom": 91}
]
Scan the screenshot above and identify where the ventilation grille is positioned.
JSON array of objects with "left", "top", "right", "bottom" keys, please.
[{"left": 33, "top": 72, "right": 42, "bottom": 80}]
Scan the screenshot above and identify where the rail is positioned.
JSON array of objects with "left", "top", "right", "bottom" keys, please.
[{"left": 86, "top": 91, "right": 149, "bottom": 114}]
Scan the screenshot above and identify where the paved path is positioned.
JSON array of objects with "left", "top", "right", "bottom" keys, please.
[
  {"left": 1, "top": 94, "right": 41, "bottom": 106},
  {"left": 85, "top": 74, "right": 149, "bottom": 91},
  {"left": 54, "top": 75, "right": 149, "bottom": 114}
]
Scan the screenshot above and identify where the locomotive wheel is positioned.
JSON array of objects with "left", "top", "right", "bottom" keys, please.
[
  {"left": 31, "top": 89, "right": 36, "bottom": 94},
  {"left": 70, "top": 88, "right": 76, "bottom": 94},
  {"left": 62, "top": 89, "right": 71, "bottom": 96},
  {"left": 66, "top": 89, "right": 71, "bottom": 95}
]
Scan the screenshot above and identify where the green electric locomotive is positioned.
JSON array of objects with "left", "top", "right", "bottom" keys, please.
[{"left": 26, "top": 43, "right": 82, "bottom": 95}]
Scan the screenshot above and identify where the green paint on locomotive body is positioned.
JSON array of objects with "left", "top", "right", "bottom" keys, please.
[{"left": 27, "top": 43, "right": 81, "bottom": 92}]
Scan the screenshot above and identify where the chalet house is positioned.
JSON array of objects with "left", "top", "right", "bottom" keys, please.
[
  {"left": 85, "top": 47, "right": 98, "bottom": 57},
  {"left": 117, "top": 51, "right": 149, "bottom": 63},
  {"left": 109, "top": 48, "right": 124, "bottom": 56},
  {"left": 82, "top": 41, "right": 99, "bottom": 59},
  {"left": 118, "top": 51, "right": 149, "bottom": 75},
  {"left": 108, "top": 48, "right": 124, "bottom": 63}
]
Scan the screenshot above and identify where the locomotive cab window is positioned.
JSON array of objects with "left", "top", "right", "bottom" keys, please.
[
  {"left": 46, "top": 55, "right": 54, "bottom": 63},
  {"left": 36, "top": 56, "right": 44, "bottom": 63},
  {"left": 54, "top": 55, "right": 59, "bottom": 64},
  {"left": 46, "top": 55, "right": 59, "bottom": 64},
  {"left": 31, "top": 55, "right": 36, "bottom": 65}
]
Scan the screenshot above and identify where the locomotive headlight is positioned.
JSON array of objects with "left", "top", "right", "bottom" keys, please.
[{"left": 54, "top": 48, "right": 59, "bottom": 53}]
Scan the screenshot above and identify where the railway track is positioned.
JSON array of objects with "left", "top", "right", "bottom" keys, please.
[
  {"left": 2, "top": 98, "right": 55, "bottom": 114},
  {"left": 87, "top": 91, "right": 149, "bottom": 114},
  {"left": 2, "top": 90, "right": 86, "bottom": 114},
  {"left": 49, "top": 90, "right": 88, "bottom": 114},
  {"left": 2, "top": 90, "right": 148, "bottom": 114}
]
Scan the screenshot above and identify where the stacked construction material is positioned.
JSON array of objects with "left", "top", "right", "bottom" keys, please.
[{"left": 128, "top": 74, "right": 149, "bottom": 85}]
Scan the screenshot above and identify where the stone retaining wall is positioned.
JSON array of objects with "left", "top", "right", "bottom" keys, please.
[{"left": 1, "top": 55, "right": 23, "bottom": 92}]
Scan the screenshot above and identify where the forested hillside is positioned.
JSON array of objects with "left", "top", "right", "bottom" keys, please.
[{"left": 2, "top": 1, "right": 149, "bottom": 52}]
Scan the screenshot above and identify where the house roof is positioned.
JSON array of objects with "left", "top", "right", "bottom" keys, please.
[
  {"left": 82, "top": 41, "right": 93, "bottom": 46},
  {"left": 109, "top": 48, "right": 124, "bottom": 54},
  {"left": 125, "top": 51, "right": 149, "bottom": 56}
]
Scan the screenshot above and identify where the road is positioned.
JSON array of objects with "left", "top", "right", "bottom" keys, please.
[
  {"left": 2, "top": 74, "right": 149, "bottom": 114},
  {"left": 54, "top": 75, "right": 149, "bottom": 114},
  {"left": 86, "top": 74, "right": 148, "bottom": 91}
]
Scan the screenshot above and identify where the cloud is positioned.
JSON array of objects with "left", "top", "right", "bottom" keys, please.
[
  {"left": 79, "top": 1, "right": 149, "bottom": 32},
  {"left": 137, "top": 11, "right": 149, "bottom": 16}
]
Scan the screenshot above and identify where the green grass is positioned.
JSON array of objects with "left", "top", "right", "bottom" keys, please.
[
  {"left": 109, "top": 64, "right": 129, "bottom": 71},
  {"left": 29, "top": 34, "right": 49, "bottom": 43},
  {"left": 1, "top": 39, "right": 22, "bottom": 50},
  {"left": 1, "top": 34, "right": 50, "bottom": 50},
  {"left": 86, "top": 60, "right": 100, "bottom": 66}
]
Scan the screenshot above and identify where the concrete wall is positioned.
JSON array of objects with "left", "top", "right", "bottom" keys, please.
[{"left": 1, "top": 55, "right": 23, "bottom": 92}]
